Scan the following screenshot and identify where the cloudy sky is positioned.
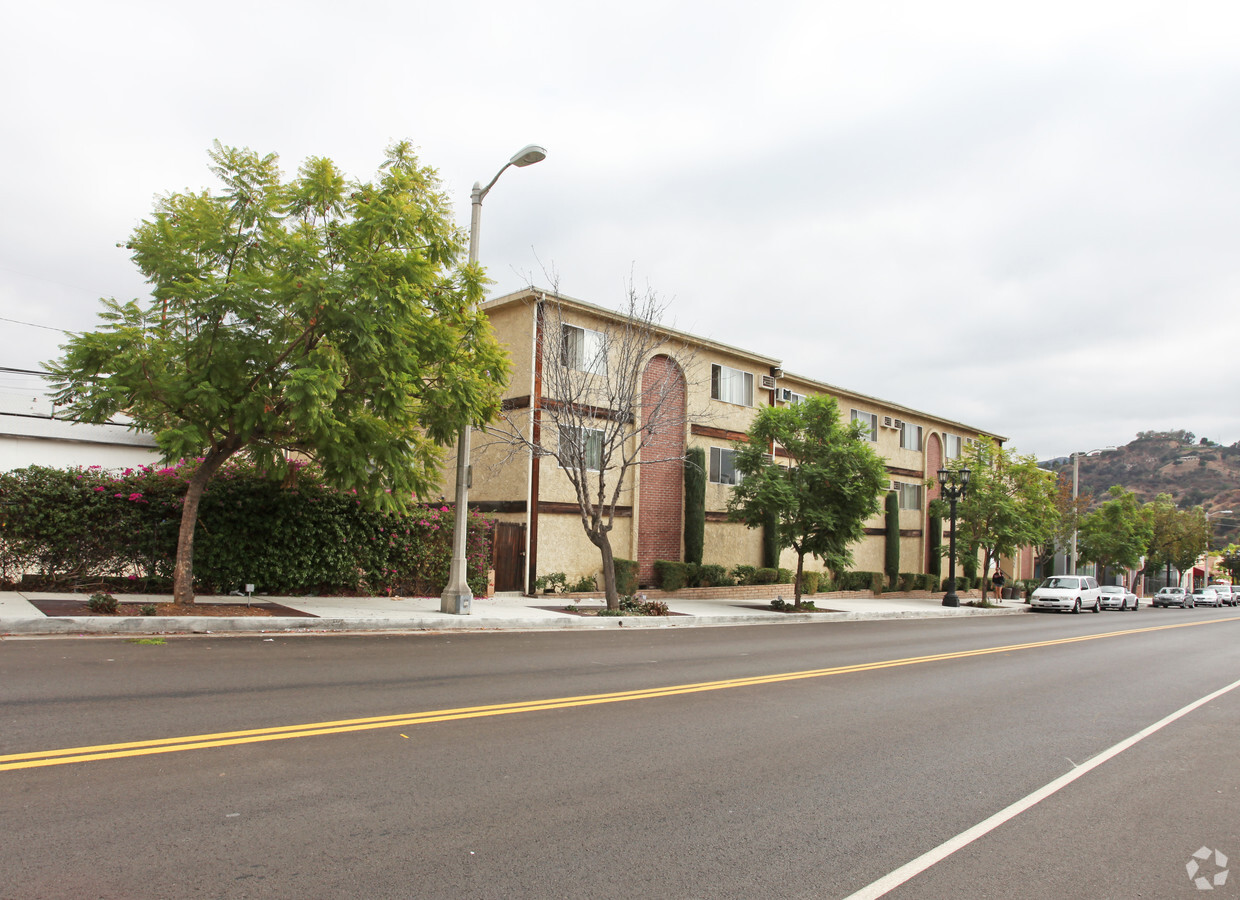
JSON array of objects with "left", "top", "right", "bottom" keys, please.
[{"left": 3, "top": 0, "right": 1238, "bottom": 460}]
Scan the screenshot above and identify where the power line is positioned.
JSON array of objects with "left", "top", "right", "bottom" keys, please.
[{"left": 0, "top": 315, "right": 76, "bottom": 335}]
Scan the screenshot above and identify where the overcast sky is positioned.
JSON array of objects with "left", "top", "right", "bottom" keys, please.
[{"left": 4, "top": 1, "right": 1238, "bottom": 460}]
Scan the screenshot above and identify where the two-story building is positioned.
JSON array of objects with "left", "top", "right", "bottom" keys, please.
[{"left": 448, "top": 288, "right": 1006, "bottom": 593}]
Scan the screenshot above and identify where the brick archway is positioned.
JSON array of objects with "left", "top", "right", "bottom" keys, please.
[
  {"left": 637, "top": 355, "right": 686, "bottom": 584},
  {"left": 925, "top": 431, "right": 943, "bottom": 568}
]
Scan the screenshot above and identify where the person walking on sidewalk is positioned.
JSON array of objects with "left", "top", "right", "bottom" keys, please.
[{"left": 991, "top": 567, "right": 1006, "bottom": 599}]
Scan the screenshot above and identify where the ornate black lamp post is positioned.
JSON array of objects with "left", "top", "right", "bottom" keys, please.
[{"left": 938, "top": 467, "right": 971, "bottom": 608}]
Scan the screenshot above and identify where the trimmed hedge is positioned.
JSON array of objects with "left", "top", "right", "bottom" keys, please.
[
  {"left": 654, "top": 560, "right": 688, "bottom": 591},
  {"left": 755, "top": 567, "right": 779, "bottom": 584},
  {"left": 698, "top": 564, "right": 731, "bottom": 587},
  {"left": 0, "top": 462, "right": 493, "bottom": 596},
  {"left": 800, "top": 571, "right": 820, "bottom": 594}
]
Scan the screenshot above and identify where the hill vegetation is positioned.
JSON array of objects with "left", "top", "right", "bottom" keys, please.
[{"left": 1044, "top": 431, "right": 1240, "bottom": 546}]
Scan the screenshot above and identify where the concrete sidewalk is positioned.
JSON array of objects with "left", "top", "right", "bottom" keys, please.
[{"left": 0, "top": 590, "right": 1030, "bottom": 637}]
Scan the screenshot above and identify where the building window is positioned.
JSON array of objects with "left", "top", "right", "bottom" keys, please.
[
  {"left": 851, "top": 409, "right": 878, "bottom": 442},
  {"left": 944, "top": 433, "right": 963, "bottom": 459},
  {"left": 893, "top": 481, "right": 923, "bottom": 510},
  {"left": 899, "top": 421, "right": 922, "bottom": 451},
  {"left": 709, "top": 446, "right": 742, "bottom": 485},
  {"left": 559, "top": 425, "right": 604, "bottom": 471},
  {"left": 562, "top": 324, "right": 606, "bottom": 376},
  {"left": 711, "top": 364, "right": 754, "bottom": 406},
  {"left": 781, "top": 389, "right": 805, "bottom": 405}
]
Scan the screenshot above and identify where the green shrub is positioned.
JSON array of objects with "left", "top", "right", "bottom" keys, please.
[
  {"left": 683, "top": 562, "right": 701, "bottom": 588},
  {"left": 535, "top": 572, "right": 568, "bottom": 594},
  {"left": 801, "top": 571, "right": 821, "bottom": 594},
  {"left": 87, "top": 592, "right": 119, "bottom": 614},
  {"left": 613, "top": 558, "right": 639, "bottom": 596},
  {"left": 869, "top": 572, "right": 886, "bottom": 593},
  {"left": 654, "top": 560, "right": 688, "bottom": 591},
  {"left": 731, "top": 565, "right": 757, "bottom": 586},
  {"left": 640, "top": 598, "right": 670, "bottom": 616},
  {"left": 955, "top": 575, "right": 972, "bottom": 592},
  {"left": 569, "top": 574, "right": 597, "bottom": 592},
  {"left": 0, "top": 461, "right": 494, "bottom": 597},
  {"left": 697, "top": 564, "right": 731, "bottom": 587},
  {"left": 140, "top": 604, "right": 158, "bottom": 616},
  {"left": 683, "top": 449, "right": 705, "bottom": 566},
  {"left": 777, "top": 567, "right": 794, "bottom": 584},
  {"left": 899, "top": 573, "right": 917, "bottom": 592},
  {"left": 755, "top": 567, "right": 779, "bottom": 584},
  {"left": 819, "top": 576, "right": 837, "bottom": 593},
  {"left": 762, "top": 508, "right": 779, "bottom": 569},
  {"left": 884, "top": 491, "right": 900, "bottom": 584}
]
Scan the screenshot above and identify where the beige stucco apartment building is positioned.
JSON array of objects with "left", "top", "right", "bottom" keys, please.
[{"left": 449, "top": 288, "right": 1006, "bottom": 594}]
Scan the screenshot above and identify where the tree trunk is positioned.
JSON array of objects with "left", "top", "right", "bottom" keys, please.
[
  {"left": 591, "top": 529, "right": 620, "bottom": 611},
  {"left": 172, "top": 445, "right": 239, "bottom": 605},
  {"left": 794, "top": 551, "right": 805, "bottom": 608}
]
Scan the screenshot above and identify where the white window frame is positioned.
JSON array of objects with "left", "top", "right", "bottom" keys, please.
[
  {"left": 944, "top": 433, "right": 963, "bottom": 459},
  {"left": 709, "top": 446, "right": 743, "bottom": 485},
  {"left": 711, "top": 364, "right": 754, "bottom": 407},
  {"left": 893, "top": 481, "right": 923, "bottom": 510},
  {"left": 561, "top": 324, "right": 607, "bottom": 376},
  {"left": 559, "top": 425, "right": 604, "bottom": 471},
  {"left": 899, "top": 421, "right": 923, "bottom": 451},
  {"left": 851, "top": 408, "right": 878, "bottom": 442}
]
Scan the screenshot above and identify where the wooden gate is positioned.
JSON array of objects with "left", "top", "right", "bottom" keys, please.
[{"left": 492, "top": 522, "right": 526, "bottom": 593}]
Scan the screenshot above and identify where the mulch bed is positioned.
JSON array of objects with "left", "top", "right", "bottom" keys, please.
[
  {"left": 534, "top": 606, "right": 689, "bottom": 617},
  {"left": 742, "top": 604, "right": 843, "bottom": 613},
  {"left": 25, "top": 599, "right": 318, "bottom": 618}
]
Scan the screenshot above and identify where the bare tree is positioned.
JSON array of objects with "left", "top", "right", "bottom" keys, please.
[{"left": 485, "top": 284, "right": 703, "bottom": 609}]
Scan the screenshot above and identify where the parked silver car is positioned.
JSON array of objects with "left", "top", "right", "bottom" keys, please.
[
  {"left": 1030, "top": 575, "right": 1102, "bottom": 613},
  {"left": 1193, "top": 587, "right": 1221, "bottom": 607},
  {"left": 1152, "top": 586, "right": 1192, "bottom": 608},
  {"left": 1210, "top": 584, "right": 1235, "bottom": 606},
  {"left": 1099, "top": 585, "right": 1139, "bottom": 611}
]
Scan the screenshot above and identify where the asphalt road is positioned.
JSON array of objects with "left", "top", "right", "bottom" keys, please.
[{"left": 3, "top": 607, "right": 1239, "bottom": 899}]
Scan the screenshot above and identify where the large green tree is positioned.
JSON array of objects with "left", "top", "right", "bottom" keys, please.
[
  {"left": 47, "top": 141, "right": 509, "bottom": 604},
  {"left": 1076, "top": 486, "right": 1154, "bottom": 585},
  {"left": 727, "top": 395, "right": 888, "bottom": 605},
  {"left": 938, "top": 439, "right": 1059, "bottom": 603}
]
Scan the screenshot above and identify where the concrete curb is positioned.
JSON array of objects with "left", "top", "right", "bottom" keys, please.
[{"left": 1, "top": 604, "right": 1029, "bottom": 637}]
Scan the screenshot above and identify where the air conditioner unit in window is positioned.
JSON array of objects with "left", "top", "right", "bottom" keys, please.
[
  {"left": 893, "top": 419, "right": 904, "bottom": 430},
  {"left": 760, "top": 375, "right": 777, "bottom": 390},
  {"left": 779, "top": 388, "right": 794, "bottom": 402},
  {"left": 881, "top": 416, "right": 895, "bottom": 429}
]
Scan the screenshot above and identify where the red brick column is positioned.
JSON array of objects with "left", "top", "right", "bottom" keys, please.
[{"left": 637, "top": 355, "right": 686, "bottom": 584}]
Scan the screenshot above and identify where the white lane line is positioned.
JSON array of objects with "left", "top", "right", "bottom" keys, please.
[{"left": 843, "top": 675, "right": 1240, "bottom": 900}]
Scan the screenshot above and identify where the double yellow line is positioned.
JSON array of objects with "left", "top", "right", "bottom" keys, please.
[{"left": 4, "top": 616, "right": 1237, "bottom": 772}]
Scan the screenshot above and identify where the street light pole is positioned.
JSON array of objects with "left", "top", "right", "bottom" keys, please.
[
  {"left": 441, "top": 144, "right": 546, "bottom": 615},
  {"left": 938, "top": 467, "right": 971, "bottom": 608},
  {"left": 1204, "top": 509, "right": 1234, "bottom": 587},
  {"left": 1069, "top": 446, "right": 1115, "bottom": 574}
]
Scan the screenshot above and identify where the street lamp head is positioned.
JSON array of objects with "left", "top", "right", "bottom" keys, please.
[
  {"left": 937, "top": 467, "right": 949, "bottom": 485},
  {"left": 509, "top": 145, "right": 547, "bottom": 167},
  {"left": 960, "top": 467, "right": 971, "bottom": 491}
]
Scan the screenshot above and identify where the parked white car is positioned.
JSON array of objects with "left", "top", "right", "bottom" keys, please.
[
  {"left": 1210, "top": 584, "right": 1235, "bottom": 606},
  {"left": 1099, "top": 585, "right": 1139, "bottom": 611},
  {"left": 1192, "top": 587, "right": 1221, "bottom": 607},
  {"left": 1030, "top": 575, "right": 1102, "bottom": 614},
  {"left": 1152, "top": 586, "right": 1192, "bottom": 608}
]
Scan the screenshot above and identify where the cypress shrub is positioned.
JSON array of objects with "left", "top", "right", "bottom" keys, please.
[
  {"left": 884, "top": 491, "right": 900, "bottom": 587},
  {"left": 963, "top": 547, "right": 978, "bottom": 581},
  {"left": 927, "top": 514, "right": 942, "bottom": 577},
  {"left": 762, "top": 507, "right": 779, "bottom": 569},
  {"left": 683, "top": 448, "right": 706, "bottom": 566}
]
